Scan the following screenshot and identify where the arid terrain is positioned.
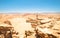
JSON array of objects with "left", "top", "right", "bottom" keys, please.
[{"left": 0, "top": 13, "right": 60, "bottom": 38}]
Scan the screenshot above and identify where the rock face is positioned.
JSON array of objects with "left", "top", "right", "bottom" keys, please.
[{"left": 0, "top": 14, "right": 60, "bottom": 38}]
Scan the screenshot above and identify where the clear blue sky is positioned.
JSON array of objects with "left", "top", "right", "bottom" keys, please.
[{"left": 0, "top": 0, "right": 60, "bottom": 13}]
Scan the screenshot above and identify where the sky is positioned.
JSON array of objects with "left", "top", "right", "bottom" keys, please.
[{"left": 0, "top": 0, "right": 60, "bottom": 13}]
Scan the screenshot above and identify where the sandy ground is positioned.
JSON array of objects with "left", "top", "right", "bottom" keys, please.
[{"left": 0, "top": 13, "right": 60, "bottom": 38}]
